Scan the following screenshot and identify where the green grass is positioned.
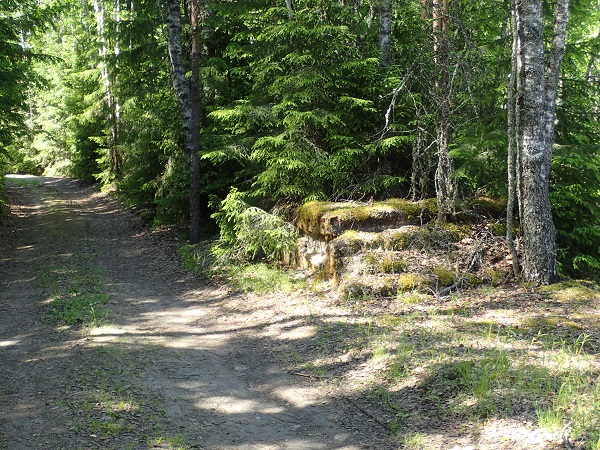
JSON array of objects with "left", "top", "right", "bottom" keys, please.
[
  {"left": 66, "top": 350, "right": 190, "bottom": 448},
  {"left": 278, "top": 284, "right": 600, "bottom": 448},
  {"left": 38, "top": 263, "right": 110, "bottom": 326},
  {"left": 228, "top": 263, "right": 299, "bottom": 293},
  {"left": 5, "top": 176, "right": 42, "bottom": 185}
]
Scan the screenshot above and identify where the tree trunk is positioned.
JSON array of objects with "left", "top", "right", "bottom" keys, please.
[
  {"left": 285, "top": 0, "right": 294, "bottom": 20},
  {"left": 378, "top": 0, "right": 393, "bottom": 67},
  {"left": 513, "top": 0, "right": 569, "bottom": 284},
  {"left": 165, "top": 0, "right": 202, "bottom": 244},
  {"left": 433, "top": 0, "right": 454, "bottom": 222},
  {"left": 94, "top": 0, "right": 122, "bottom": 175},
  {"left": 506, "top": 0, "right": 519, "bottom": 276}
]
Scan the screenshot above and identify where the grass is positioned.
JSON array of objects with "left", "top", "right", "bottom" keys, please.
[
  {"left": 228, "top": 263, "right": 300, "bottom": 293},
  {"left": 38, "top": 261, "right": 110, "bottom": 326},
  {"left": 179, "top": 242, "right": 306, "bottom": 294},
  {"left": 67, "top": 348, "right": 190, "bottom": 449},
  {"left": 275, "top": 281, "right": 600, "bottom": 448}
]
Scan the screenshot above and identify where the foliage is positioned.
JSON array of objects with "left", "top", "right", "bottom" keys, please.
[
  {"left": 211, "top": 188, "right": 297, "bottom": 262},
  {"left": 551, "top": 145, "right": 600, "bottom": 277},
  {"left": 4, "top": 0, "right": 600, "bottom": 281}
]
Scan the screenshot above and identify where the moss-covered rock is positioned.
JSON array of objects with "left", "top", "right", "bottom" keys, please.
[
  {"left": 297, "top": 199, "right": 437, "bottom": 240},
  {"left": 380, "top": 257, "right": 408, "bottom": 274},
  {"left": 472, "top": 196, "right": 507, "bottom": 218}
]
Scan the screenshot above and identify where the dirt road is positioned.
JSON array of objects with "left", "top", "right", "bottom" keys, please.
[{"left": 0, "top": 176, "right": 391, "bottom": 450}]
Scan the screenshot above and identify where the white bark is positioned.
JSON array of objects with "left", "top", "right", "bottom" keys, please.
[
  {"left": 513, "top": 0, "right": 569, "bottom": 284},
  {"left": 506, "top": 0, "right": 519, "bottom": 275},
  {"left": 378, "top": 0, "right": 393, "bottom": 67},
  {"left": 166, "top": 0, "right": 202, "bottom": 243}
]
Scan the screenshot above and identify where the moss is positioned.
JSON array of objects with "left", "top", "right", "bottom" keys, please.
[
  {"left": 397, "top": 292, "right": 427, "bottom": 305},
  {"left": 491, "top": 222, "right": 507, "bottom": 237},
  {"left": 521, "top": 316, "right": 583, "bottom": 331},
  {"left": 437, "top": 222, "right": 470, "bottom": 241},
  {"left": 340, "top": 278, "right": 395, "bottom": 300},
  {"left": 380, "top": 257, "right": 408, "bottom": 274},
  {"left": 486, "top": 268, "right": 508, "bottom": 286},
  {"left": 463, "top": 273, "right": 483, "bottom": 287},
  {"left": 397, "top": 273, "right": 428, "bottom": 291},
  {"left": 540, "top": 280, "right": 600, "bottom": 304},
  {"left": 377, "top": 314, "right": 406, "bottom": 327},
  {"left": 297, "top": 201, "right": 338, "bottom": 234},
  {"left": 473, "top": 197, "right": 507, "bottom": 217},
  {"left": 363, "top": 253, "right": 378, "bottom": 268},
  {"left": 297, "top": 198, "right": 438, "bottom": 238},
  {"left": 432, "top": 266, "right": 455, "bottom": 287}
]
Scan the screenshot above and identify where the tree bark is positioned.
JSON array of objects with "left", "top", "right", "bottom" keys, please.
[
  {"left": 94, "top": 0, "right": 122, "bottom": 175},
  {"left": 433, "top": 0, "right": 454, "bottom": 222},
  {"left": 378, "top": 0, "right": 393, "bottom": 67},
  {"left": 165, "top": 0, "right": 202, "bottom": 244},
  {"left": 285, "top": 0, "right": 294, "bottom": 20},
  {"left": 513, "top": 0, "right": 569, "bottom": 284},
  {"left": 506, "top": 0, "right": 519, "bottom": 276}
]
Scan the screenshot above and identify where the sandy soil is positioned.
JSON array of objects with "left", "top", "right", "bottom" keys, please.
[{"left": 0, "top": 176, "right": 393, "bottom": 450}]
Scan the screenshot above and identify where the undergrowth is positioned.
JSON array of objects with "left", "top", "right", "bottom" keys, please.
[{"left": 179, "top": 242, "right": 303, "bottom": 294}]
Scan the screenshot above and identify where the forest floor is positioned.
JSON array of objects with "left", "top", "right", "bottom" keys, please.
[{"left": 0, "top": 176, "right": 598, "bottom": 450}]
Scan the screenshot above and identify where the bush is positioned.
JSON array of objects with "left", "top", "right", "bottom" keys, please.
[
  {"left": 551, "top": 145, "right": 600, "bottom": 278},
  {"left": 211, "top": 188, "right": 298, "bottom": 262}
]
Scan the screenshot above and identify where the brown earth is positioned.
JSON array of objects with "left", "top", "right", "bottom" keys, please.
[
  {"left": 0, "top": 176, "right": 393, "bottom": 450},
  {"left": 0, "top": 176, "right": 594, "bottom": 450}
]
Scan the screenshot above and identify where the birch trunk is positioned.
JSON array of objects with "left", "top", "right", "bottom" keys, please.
[
  {"left": 506, "top": 0, "right": 519, "bottom": 276},
  {"left": 166, "top": 0, "right": 202, "bottom": 244},
  {"left": 433, "top": 0, "right": 454, "bottom": 222},
  {"left": 514, "top": 0, "right": 569, "bottom": 284},
  {"left": 378, "top": 0, "right": 392, "bottom": 67}
]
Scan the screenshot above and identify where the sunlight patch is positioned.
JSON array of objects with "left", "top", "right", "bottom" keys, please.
[{"left": 196, "top": 396, "right": 284, "bottom": 415}]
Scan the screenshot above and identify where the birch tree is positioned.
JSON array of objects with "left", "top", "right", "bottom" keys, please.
[
  {"left": 165, "top": 0, "right": 204, "bottom": 244},
  {"left": 432, "top": 0, "right": 454, "bottom": 222},
  {"left": 510, "top": 0, "right": 570, "bottom": 284},
  {"left": 378, "top": 0, "right": 392, "bottom": 67}
]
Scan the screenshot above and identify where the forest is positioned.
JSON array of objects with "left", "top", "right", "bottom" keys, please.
[{"left": 1, "top": 0, "right": 600, "bottom": 283}]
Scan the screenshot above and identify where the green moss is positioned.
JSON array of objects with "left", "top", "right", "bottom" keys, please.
[
  {"left": 540, "top": 280, "right": 600, "bottom": 304},
  {"left": 432, "top": 266, "right": 455, "bottom": 287},
  {"left": 297, "top": 201, "right": 338, "bottom": 233},
  {"left": 397, "top": 273, "right": 428, "bottom": 291},
  {"left": 387, "top": 230, "right": 412, "bottom": 250},
  {"left": 463, "top": 273, "right": 483, "bottom": 287},
  {"left": 521, "top": 316, "right": 583, "bottom": 331},
  {"left": 486, "top": 268, "right": 508, "bottom": 286},
  {"left": 297, "top": 198, "right": 438, "bottom": 237},
  {"left": 380, "top": 257, "right": 408, "bottom": 274},
  {"left": 397, "top": 291, "right": 427, "bottom": 305},
  {"left": 377, "top": 314, "right": 406, "bottom": 327},
  {"left": 437, "top": 222, "right": 470, "bottom": 241},
  {"left": 473, "top": 197, "right": 507, "bottom": 217}
]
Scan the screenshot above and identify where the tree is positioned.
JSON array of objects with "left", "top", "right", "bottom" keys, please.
[
  {"left": 432, "top": 0, "right": 454, "bottom": 221},
  {"left": 378, "top": 0, "right": 393, "bottom": 67},
  {"left": 510, "top": 0, "right": 570, "bottom": 284},
  {"left": 0, "top": 0, "right": 45, "bottom": 167},
  {"left": 165, "top": 0, "right": 205, "bottom": 243}
]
